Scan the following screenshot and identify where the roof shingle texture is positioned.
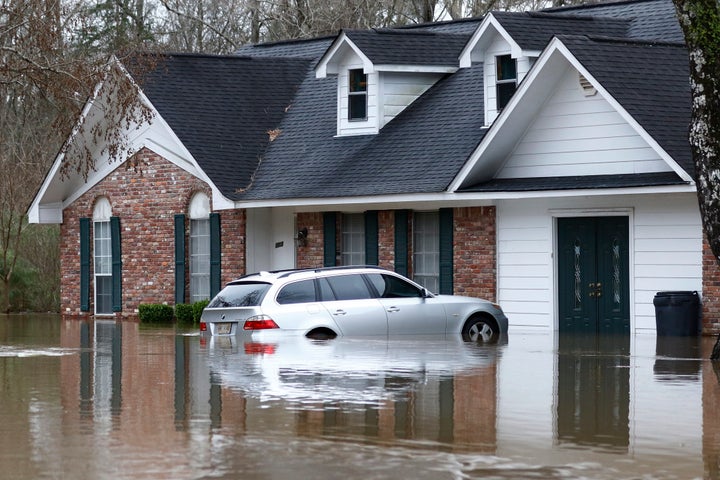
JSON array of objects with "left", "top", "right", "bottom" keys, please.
[
  {"left": 134, "top": 0, "right": 692, "bottom": 199},
  {"left": 131, "top": 54, "right": 311, "bottom": 199}
]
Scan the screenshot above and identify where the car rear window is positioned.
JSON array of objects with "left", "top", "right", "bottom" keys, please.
[
  {"left": 208, "top": 282, "right": 271, "bottom": 308},
  {"left": 276, "top": 280, "right": 316, "bottom": 305}
]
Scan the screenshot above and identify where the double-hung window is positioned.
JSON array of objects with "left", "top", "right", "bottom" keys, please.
[
  {"left": 189, "top": 193, "right": 211, "bottom": 302},
  {"left": 413, "top": 212, "right": 440, "bottom": 293},
  {"left": 348, "top": 69, "right": 368, "bottom": 121},
  {"left": 93, "top": 198, "right": 113, "bottom": 315},
  {"left": 496, "top": 54, "right": 517, "bottom": 111},
  {"left": 341, "top": 213, "right": 365, "bottom": 266}
]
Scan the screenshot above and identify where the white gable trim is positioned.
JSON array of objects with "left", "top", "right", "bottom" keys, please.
[
  {"left": 449, "top": 37, "right": 694, "bottom": 192},
  {"left": 316, "top": 33, "right": 373, "bottom": 78},
  {"left": 459, "top": 14, "right": 523, "bottom": 68},
  {"left": 28, "top": 61, "right": 231, "bottom": 224}
]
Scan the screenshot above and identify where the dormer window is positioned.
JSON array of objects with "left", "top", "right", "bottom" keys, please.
[
  {"left": 348, "top": 69, "right": 368, "bottom": 120},
  {"left": 496, "top": 55, "right": 517, "bottom": 111}
]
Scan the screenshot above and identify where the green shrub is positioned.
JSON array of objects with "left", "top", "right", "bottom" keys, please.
[
  {"left": 192, "top": 299, "right": 210, "bottom": 323},
  {"left": 175, "top": 303, "right": 194, "bottom": 325},
  {"left": 138, "top": 304, "right": 174, "bottom": 323}
]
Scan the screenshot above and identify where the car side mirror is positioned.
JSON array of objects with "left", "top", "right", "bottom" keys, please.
[{"left": 421, "top": 288, "right": 433, "bottom": 298}]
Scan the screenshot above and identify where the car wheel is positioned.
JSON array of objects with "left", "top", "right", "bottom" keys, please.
[{"left": 462, "top": 317, "right": 499, "bottom": 343}]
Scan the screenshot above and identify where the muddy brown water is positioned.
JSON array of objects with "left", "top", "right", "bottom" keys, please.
[{"left": 0, "top": 315, "right": 715, "bottom": 479}]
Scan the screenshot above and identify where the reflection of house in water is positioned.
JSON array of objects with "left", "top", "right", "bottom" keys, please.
[
  {"left": 285, "top": 368, "right": 497, "bottom": 452},
  {"left": 555, "top": 335, "right": 630, "bottom": 451},
  {"left": 203, "top": 338, "right": 500, "bottom": 453}
]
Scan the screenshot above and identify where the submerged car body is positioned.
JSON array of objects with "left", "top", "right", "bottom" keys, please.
[{"left": 200, "top": 266, "right": 508, "bottom": 341}]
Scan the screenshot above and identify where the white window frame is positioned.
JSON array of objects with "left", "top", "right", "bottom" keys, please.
[
  {"left": 348, "top": 69, "right": 368, "bottom": 121},
  {"left": 413, "top": 211, "right": 439, "bottom": 293},
  {"left": 189, "top": 193, "right": 211, "bottom": 302},
  {"left": 495, "top": 54, "right": 517, "bottom": 112},
  {"left": 341, "top": 213, "right": 365, "bottom": 266},
  {"left": 93, "top": 197, "right": 113, "bottom": 315}
]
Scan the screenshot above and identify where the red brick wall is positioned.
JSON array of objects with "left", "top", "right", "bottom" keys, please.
[
  {"left": 60, "top": 148, "right": 242, "bottom": 317},
  {"left": 378, "top": 211, "right": 395, "bottom": 270},
  {"left": 453, "top": 206, "right": 497, "bottom": 302},
  {"left": 703, "top": 235, "right": 720, "bottom": 334},
  {"left": 296, "top": 212, "right": 324, "bottom": 269},
  {"left": 294, "top": 207, "right": 497, "bottom": 300}
]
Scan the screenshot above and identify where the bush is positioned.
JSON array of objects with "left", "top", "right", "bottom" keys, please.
[
  {"left": 192, "top": 299, "right": 210, "bottom": 323},
  {"left": 138, "top": 303, "right": 174, "bottom": 324},
  {"left": 175, "top": 303, "right": 194, "bottom": 325}
]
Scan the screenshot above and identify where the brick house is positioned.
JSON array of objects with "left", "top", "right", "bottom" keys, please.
[{"left": 29, "top": 0, "right": 718, "bottom": 335}]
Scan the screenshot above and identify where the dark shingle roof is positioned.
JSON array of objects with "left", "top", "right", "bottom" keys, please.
[
  {"left": 343, "top": 30, "right": 470, "bottom": 66},
  {"left": 232, "top": 65, "right": 487, "bottom": 200},
  {"left": 545, "top": 0, "right": 685, "bottom": 42},
  {"left": 132, "top": 0, "right": 692, "bottom": 200},
  {"left": 461, "top": 172, "right": 687, "bottom": 192},
  {"left": 492, "top": 12, "right": 630, "bottom": 50},
  {"left": 131, "top": 54, "right": 311, "bottom": 198}
]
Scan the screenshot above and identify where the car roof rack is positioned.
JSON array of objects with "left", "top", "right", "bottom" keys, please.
[{"left": 276, "top": 265, "right": 384, "bottom": 279}]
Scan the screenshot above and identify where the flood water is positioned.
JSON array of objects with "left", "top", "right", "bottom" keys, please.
[{"left": 0, "top": 315, "right": 717, "bottom": 479}]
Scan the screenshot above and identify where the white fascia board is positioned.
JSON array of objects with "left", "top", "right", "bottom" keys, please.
[
  {"left": 459, "top": 14, "right": 522, "bottom": 68},
  {"left": 228, "top": 183, "right": 695, "bottom": 211},
  {"left": 373, "top": 64, "right": 458, "bottom": 74},
  {"left": 315, "top": 33, "right": 374, "bottom": 77},
  {"left": 449, "top": 37, "right": 694, "bottom": 193}
]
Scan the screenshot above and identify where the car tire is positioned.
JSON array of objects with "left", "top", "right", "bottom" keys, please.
[{"left": 462, "top": 317, "right": 499, "bottom": 343}]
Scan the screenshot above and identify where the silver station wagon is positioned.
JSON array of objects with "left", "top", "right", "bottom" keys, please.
[{"left": 200, "top": 266, "right": 508, "bottom": 342}]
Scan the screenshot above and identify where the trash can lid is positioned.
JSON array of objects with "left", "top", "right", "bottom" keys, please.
[{"left": 654, "top": 291, "right": 698, "bottom": 297}]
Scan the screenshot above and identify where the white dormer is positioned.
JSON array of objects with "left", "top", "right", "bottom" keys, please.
[
  {"left": 317, "top": 30, "right": 457, "bottom": 137},
  {"left": 459, "top": 13, "right": 539, "bottom": 126}
]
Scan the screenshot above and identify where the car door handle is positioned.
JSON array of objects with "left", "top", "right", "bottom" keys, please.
[
  {"left": 332, "top": 309, "right": 347, "bottom": 316},
  {"left": 386, "top": 307, "right": 400, "bottom": 313}
]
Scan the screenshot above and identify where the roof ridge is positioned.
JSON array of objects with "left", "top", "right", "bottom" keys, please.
[
  {"left": 243, "top": 34, "right": 336, "bottom": 49},
  {"left": 542, "top": 0, "right": 665, "bottom": 14},
  {"left": 558, "top": 33, "right": 686, "bottom": 47}
]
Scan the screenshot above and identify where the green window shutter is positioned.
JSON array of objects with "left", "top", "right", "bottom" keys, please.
[
  {"left": 80, "top": 218, "right": 90, "bottom": 312},
  {"left": 110, "top": 216, "right": 122, "bottom": 312},
  {"left": 209, "top": 213, "right": 221, "bottom": 298},
  {"left": 323, "top": 212, "right": 336, "bottom": 267},
  {"left": 174, "top": 214, "right": 186, "bottom": 305},
  {"left": 394, "top": 210, "right": 409, "bottom": 276},
  {"left": 439, "top": 208, "right": 454, "bottom": 295},
  {"left": 365, "top": 211, "right": 379, "bottom": 266}
]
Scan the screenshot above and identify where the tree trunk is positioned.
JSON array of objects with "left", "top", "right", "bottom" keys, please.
[{"left": 672, "top": 0, "right": 720, "bottom": 359}]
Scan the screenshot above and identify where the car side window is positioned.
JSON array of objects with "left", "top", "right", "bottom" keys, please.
[
  {"left": 366, "top": 273, "right": 423, "bottom": 298},
  {"left": 324, "top": 274, "right": 373, "bottom": 301},
  {"left": 276, "top": 280, "right": 316, "bottom": 305}
]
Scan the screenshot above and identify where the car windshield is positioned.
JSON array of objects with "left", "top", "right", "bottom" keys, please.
[{"left": 207, "top": 282, "right": 271, "bottom": 308}]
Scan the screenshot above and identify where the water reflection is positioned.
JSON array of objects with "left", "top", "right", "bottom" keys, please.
[
  {"left": 0, "top": 316, "right": 716, "bottom": 479},
  {"left": 556, "top": 334, "right": 630, "bottom": 451},
  {"left": 204, "top": 335, "right": 501, "bottom": 452}
]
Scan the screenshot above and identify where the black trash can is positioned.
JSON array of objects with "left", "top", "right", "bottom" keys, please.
[{"left": 653, "top": 291, "right": 700, "bottom": 336}]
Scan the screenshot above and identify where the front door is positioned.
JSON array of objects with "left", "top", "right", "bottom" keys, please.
[{"left": 557, "top": 217, "right": 630, "bottom": 334}]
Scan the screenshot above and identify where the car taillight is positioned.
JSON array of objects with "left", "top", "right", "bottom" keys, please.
[
  {"left": 199, "top": 322, "right": 207, "bottom": 332},
  {"left": 243, "top": 315, "right": 279, "bottom": 330}
]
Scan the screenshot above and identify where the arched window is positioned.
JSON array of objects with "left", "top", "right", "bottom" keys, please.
[
  {"left": 189, "top": 193, "right": 211, "bottom": 302},
  {"left": 93, "top": 198, "right": 113, "bottom": 314}
]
